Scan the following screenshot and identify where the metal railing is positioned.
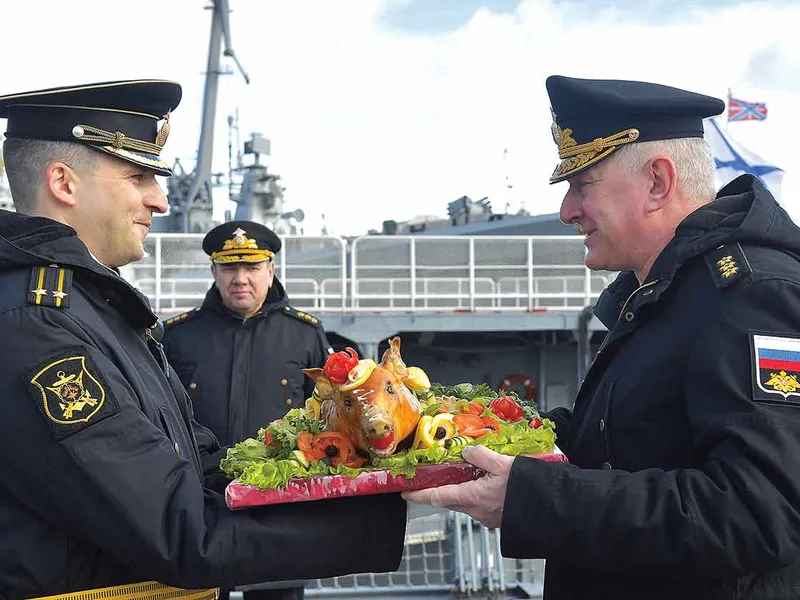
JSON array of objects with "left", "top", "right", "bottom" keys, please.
[
  {"left": 306, "top": 512, "right": 544, "bottom": 599},
  {"left": 123, "top": 234, "right": 614, "bottom": 317}
]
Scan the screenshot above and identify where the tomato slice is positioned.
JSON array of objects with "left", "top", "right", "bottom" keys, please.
[{"left": 453, "top": 414, "right": 483, "bottom": 433}]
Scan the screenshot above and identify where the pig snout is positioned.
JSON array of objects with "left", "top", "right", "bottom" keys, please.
[
  {"left": 364, "top": 415, "right": 392, "bottom": 438},
  {"left": 361, "top": 407, "right": 397, "bottom": 456}
]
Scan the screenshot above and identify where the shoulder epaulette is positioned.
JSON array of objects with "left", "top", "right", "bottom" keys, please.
[
  {"left": 705, "top": 243, "right": 752, "bottom": 289},
  {"left": 282, "top": 305, "right": 322, "bottom": 327},
  {"left": 163, "top": 307, "right": 201, "bottom": 328},
  {"left": 28, "top": 265, "right": 72, "bottom": 308}
]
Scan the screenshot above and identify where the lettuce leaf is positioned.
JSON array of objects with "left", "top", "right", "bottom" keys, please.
[{"left": 220, "top": 438, "right": 269, "bottom": 479}]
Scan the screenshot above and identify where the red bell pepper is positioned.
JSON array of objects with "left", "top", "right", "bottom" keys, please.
[
  {"left": 323, "top": 347, "right": 360, "bottom": 384},
  {"left": 489, "top": 396, "right": 524, "bottom": 423}
]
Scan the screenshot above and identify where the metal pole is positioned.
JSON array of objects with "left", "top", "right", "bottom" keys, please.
[
  {"left": 409, "top": 237, "right": 416, "bottom": 310},
  {"left": 154, "top": 237, "right": 162, "bottom": 313},
  {"left": 468, "top": 238, "right": 475, "bottom": 312},
  {"left": 183, "top": 1, "right": 224, "bottom": 233}
]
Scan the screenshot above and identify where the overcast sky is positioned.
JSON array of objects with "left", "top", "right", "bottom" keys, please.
[{"left": 1, "top": 0, "right": 797, "bottom": 235}]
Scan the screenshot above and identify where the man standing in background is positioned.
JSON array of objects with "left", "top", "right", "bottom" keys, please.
[{"left": 162, "top": 220, "right": 332, "bottom": 600}]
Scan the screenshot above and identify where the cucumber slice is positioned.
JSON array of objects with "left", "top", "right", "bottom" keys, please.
[{"left": 291, "top": 449, "right": 310, "bottom": 468}]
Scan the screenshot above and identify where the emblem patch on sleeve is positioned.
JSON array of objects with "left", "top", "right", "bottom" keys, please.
[
  {"left": 27, "top": 349, "right": 120, "bottom": 439},
  {"left": 751, "top": 333, "right": 800, "bottom": 404}
]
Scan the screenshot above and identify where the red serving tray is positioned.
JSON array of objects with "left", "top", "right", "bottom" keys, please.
[{"left": 225, "top": 449, "right": 567, "bottom": 508}]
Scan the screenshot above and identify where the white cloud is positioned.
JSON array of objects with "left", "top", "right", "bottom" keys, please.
[{"left": 1, "top": 0, "right": 798, "bottom": 234}]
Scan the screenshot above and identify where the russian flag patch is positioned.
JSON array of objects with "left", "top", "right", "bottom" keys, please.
[{"left": 752, "top": 333, "right": 800, "bottom": 401}]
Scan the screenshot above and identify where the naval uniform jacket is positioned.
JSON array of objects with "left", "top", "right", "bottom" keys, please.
[
  {"left": 161, "top": 283, "right": 331, "bottom": 447},
  {"left": 500, "top": 175, "right": 800, "bottom": 600},
  {"left": 0, "top": 211, "right": 406, "bottom": 600}
]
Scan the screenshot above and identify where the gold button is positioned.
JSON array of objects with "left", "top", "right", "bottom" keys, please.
[
  {"left": 602, "top": 461, "right": 612, "bottom": 470},
  {"left": 280, "top": 378, "right": 288, "bottom": 386},
  {"left": 285, "top": 398, "right": 293, "bottom": 406},
  {"left": 189, "top": 382, "right": 197, "bottom": 389},
  {"left": 599, "top": 419, "right": 605, "bottom": 433}
]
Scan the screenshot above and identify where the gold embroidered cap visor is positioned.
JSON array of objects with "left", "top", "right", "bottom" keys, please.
[
  {"left": 545, "top": 75, "right": 726, "bottom": 184},
  {"left": 202, "top": 220, "right": 282, "bottom": 264},
  {"left": 0, "top": 79, "right": 182, "bottom": 177}
]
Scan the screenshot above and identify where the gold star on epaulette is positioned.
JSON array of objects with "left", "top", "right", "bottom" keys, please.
[
  {"left": 296, "top": 310, "right": 319, "bottom": 325},
  {"left": 716, "top": 255, "right": 738, "bottom": 278},
  {"left": 164, "top": 309, "right": 198, "bottom": 327},
  {"left": 284, "top": 306, "right": 321, "bottom": 326},
  {"left": 707, "top": 244, "right": 751, "bottom": 289},
  {"left": 28, "top": 265, "right": 72, "bottom": 308}
]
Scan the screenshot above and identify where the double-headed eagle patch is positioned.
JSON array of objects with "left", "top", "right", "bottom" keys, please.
[{"left": 751, "top": 333, "right": 800, "bottom": 404}]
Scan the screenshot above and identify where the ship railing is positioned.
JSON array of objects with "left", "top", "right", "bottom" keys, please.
[
  {"left": 128, "top": 233, "right": 612, "bottom": 317},
  {"left": 305, "top": 511, "right": 545, "bottom": 598}
]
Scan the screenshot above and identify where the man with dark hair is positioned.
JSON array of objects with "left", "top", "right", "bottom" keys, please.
[
  {"left": 0, "top": 79, "right": 406, "bottom": 600},
  {"left": 405, "top": 75, "right": 800, "bottom": 599},
  {"left": 162, "top": 220, "right": 334, "bottom": 600}
]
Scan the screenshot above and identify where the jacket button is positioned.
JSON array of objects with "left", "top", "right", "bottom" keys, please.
[
  {"left": 602, "top": 461, "right": 612, "bottom": 470},
  {"left": 599, "top": 419, "right": 605, "bottom": 432},
  {"left": 281, "top": 379, "right": 288, "bottom": 386},
  {"left": 285, "top": 398, "right": 293, "bottom": 406},
  {"left": 174, "top": 442, "right": 180, "bottom": 455},
  {"left": 624, "top": 312, "right": 635, "bottom": 322},
  {"left": 189, "top": 382, "right": 197, "bottom": 389}
]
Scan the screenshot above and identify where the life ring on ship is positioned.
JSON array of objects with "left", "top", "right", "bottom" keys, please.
[{"left": 499, "top": 374, "right": 536, "bottom": 401}]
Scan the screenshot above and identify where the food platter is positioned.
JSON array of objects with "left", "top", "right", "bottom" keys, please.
[
  {"left": 226, "top": 448, "right": 567, "bottom": 508},
  {"left": 220, "top": 337, "right": 565, "bottom": 509}
]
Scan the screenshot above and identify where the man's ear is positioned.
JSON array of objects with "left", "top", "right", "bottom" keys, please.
[
  {"left": 45, "top": 162, "right": 79, "bottom": 207},
  {"left": 645, "top": 156, "right": 677, "bottom": 213}
]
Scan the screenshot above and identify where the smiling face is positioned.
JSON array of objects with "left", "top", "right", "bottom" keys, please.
[
  {"left": 71, "top": 153, "right": 168, "bottom": 267},
  {"left": 212, "top": 260, "right": 275, "bottom": 318},
  {"left": 558, "top": 156, "right": 651, "bottom": 273}
]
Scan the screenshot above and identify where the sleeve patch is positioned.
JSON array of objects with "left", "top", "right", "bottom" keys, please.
[
  {"left": 27, "top": 349, "right": 120, "bottom": 440},
  {"left": 750, "top": 331, "right": 800, "bottom": 406}
]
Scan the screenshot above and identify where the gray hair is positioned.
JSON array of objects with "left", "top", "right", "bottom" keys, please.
[
  {"left": 613, "top": 137, "right": 717, "bottom": 204},
  {"left": 2, "top": 138, "right": 98, "bottom": 214}
]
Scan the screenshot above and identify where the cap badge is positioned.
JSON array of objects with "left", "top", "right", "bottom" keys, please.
[{"left": 155, "top": 110, "right": 171, "bottom": 149}]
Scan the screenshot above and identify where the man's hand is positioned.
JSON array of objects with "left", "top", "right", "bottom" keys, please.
[{"left": 402, "top": 445, "right": 514, "bottom": 529}]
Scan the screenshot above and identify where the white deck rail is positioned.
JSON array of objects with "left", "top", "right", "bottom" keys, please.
[{"left": 123, "top": 234, "right": 614, "bottom": 317}]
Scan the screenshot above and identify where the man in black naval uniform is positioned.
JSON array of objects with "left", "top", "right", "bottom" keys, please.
[
  {"left": 0, "top": 79, "right": 406, "bottom": 600},
  {"left": 162, "top": 221, "right": 332, "bottom": 599},
  {"left": 405, "top": 76, "right": 800, "bottom": 599},
  {"left": 162, "top": 220, "right": 331, "bottom": 449}
]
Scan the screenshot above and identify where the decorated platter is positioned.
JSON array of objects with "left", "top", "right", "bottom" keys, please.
[{"left": 221, "top": 337, "right": 564, "bottom": 507}]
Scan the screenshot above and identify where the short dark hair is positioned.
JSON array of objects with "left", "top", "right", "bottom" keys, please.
[{"left": 2, "top": 138, "right": 97, "bottom": 214}]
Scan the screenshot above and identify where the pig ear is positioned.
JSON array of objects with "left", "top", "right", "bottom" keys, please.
[
  {"left": 381, "top": 336, "right": 408, "bottom": 378},
  {"left": 303, "top": 368, "right": 335, "bottom": 398}
]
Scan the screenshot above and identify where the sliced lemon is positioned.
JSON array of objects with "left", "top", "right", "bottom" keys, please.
[
  {"left": 304, "top": 397, "right": 321, "bottom": 421},
  {"left": 430, "top": 413, "right": 456, "bottom": 445},
  {"left": 412, "top": 415, "right": 435, "bottom": 449},
  {"left": 340, "top": 359, "right": 376, "bottom": 391},
  {"left": 403, "top": 366, "right": 431, "bottom": 392}
]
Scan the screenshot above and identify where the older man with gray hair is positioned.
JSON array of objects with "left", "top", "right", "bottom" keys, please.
[{"left": 406, "top": 75, "right": 800, "bottom": 599}]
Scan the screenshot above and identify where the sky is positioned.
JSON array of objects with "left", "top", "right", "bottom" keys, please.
[{"left": 0, "top": 0, "right": 798, "bottom": 236}]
